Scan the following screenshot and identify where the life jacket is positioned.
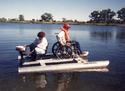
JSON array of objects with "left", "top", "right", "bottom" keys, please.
[{"left": 60, "top": 27, "right": 70, "bottom": 42}]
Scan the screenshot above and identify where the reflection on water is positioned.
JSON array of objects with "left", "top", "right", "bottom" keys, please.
[
  {"left": 18, "top": 71, "right": 124, "bottom": 91},
  {"left": 0, "top": 23, "right": 125, "bottom": 91},
  {"left": 20, "top": 73, "right": 47, "bottom": 90},
  {"left": 35, "top": 74, "right": 47, "bottom": 89},
  {"left": 90, "top": 31, "right": 113, "bottom": 41},
  {"left": 116, "top": 31, "right": 125, "bottom": 41},
  {"left": 19, "top": 73, "right": 75, "bottom": 91},
  {"left": 89, "top": 26, "right": 125, "bottom": 44},
  {"left": 56, "top": 73, "right": 73, "bottom": 91}
]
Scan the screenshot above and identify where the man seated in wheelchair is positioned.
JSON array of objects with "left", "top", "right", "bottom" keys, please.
[
  {"left": 57, "top": 23, "right": 83, "bottom": 55},
  {"left": 16, "top": 31, "right": 48, "bottom": 61}
]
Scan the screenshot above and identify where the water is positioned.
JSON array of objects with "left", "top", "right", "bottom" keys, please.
[{"left": 0, "top": 23, "right": 125, "bottom": 91}]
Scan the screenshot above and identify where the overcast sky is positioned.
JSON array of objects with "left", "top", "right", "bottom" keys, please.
[{"left": 0, "top": 0, "right": 125, "bottom": 21}]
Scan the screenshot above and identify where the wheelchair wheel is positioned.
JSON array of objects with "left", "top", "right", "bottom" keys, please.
[
  {"left": 55, "top": 46, "right": 72, "bottom": 59},
  {"left": 52, "top": 42, "right": 60, "bottom": 56}
]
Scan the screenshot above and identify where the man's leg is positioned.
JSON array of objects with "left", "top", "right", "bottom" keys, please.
[
  {"left": 74, "top": 41, "right": 82, "bottom": 54},
  {"left": 29, "top": 44, "right": 37, "bottom": 61},
  {"left": 31, "top": 50, "right": 37, "bottom": 61}
]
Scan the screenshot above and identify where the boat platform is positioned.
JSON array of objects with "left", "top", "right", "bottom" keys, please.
[{"left": 18, "top": 54, "right": 110, "bottom": 74}]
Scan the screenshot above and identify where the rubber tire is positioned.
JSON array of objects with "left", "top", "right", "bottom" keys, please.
[{"left": 52, "top": 42, "right": 60, "bottom": 56}]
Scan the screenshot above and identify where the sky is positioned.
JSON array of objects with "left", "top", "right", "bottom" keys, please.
[{"left": 0, "top": 0, "right": 125, "bottom": 21}]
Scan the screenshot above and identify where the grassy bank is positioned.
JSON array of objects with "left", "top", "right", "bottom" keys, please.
[{"left": 0, "top": 21, "right": 125, "bottom": 27}]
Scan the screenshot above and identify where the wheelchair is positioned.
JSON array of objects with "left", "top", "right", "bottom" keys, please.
[{"left": 52, "top": 40, "right": 81, "bottom": 59}]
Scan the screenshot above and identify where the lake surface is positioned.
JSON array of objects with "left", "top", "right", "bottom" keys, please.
[{"left": 0, "top": 23, "right": 125, "bottom": 91}]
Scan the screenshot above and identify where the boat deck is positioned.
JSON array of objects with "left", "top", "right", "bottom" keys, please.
[{"left": 18, "top": 54, "right": 110, "bottom": 74}]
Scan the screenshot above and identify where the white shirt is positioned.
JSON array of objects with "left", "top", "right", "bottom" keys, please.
[
  {"left": 57, "top": 31, "right": 66, "bottom": 45},
  {"left": 33, "top": 37, "right": 48, "bottom": 54}
]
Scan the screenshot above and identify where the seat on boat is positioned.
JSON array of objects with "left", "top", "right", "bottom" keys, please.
[{"left": 35, "top": 44, "right": 49, "bottom": 60}]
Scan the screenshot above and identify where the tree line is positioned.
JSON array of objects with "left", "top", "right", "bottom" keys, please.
[
  {"left": 0, "top": 7, "right": 125, "bottom": 24},
  {"left": 0, "top": 13, "right": 54, "bottom": 23},
  {"left": 89, "top": 8, "right": 125, "bottom": 24},
  {"left": 0, "top": 13, "right": 77, "bottom": 23}
]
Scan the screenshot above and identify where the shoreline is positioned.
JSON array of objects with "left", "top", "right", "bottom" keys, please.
[{"left": 0, "top": 21, "right": 125, "bottom": 27}]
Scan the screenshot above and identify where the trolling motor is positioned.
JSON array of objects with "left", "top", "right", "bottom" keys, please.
[{"left": 16, "top": 45, "right": 27, "bottom": 66}]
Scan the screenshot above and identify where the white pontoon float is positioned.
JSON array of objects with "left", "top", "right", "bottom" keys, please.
[{"left": 18, "top": 56, "right": 110, "bottom": 74}]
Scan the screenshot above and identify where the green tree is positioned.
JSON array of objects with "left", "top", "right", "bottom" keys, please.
[
  {"left": 0, "top": 17, "right": 7, "bottom": 22},
  {"left": 89, "top": 10, "right": 100, "bottom": 23},
  {"left": 117, "top": 8, "right": 125, "bottom": 22},
  {"left": 62, "top": 18, "right": 66, "bottom": 22},
  {"left": 41, "top": 13, "right": 53, "bottom": 22},
  {"left": 89, "top": 9, "right": 116, "bottom": 23},
  {"left": 99, "top": 9, "right": 115, "bottom": 23},
  {"left": 19, "top": 14, "right": 25, "bottom": 21}
]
